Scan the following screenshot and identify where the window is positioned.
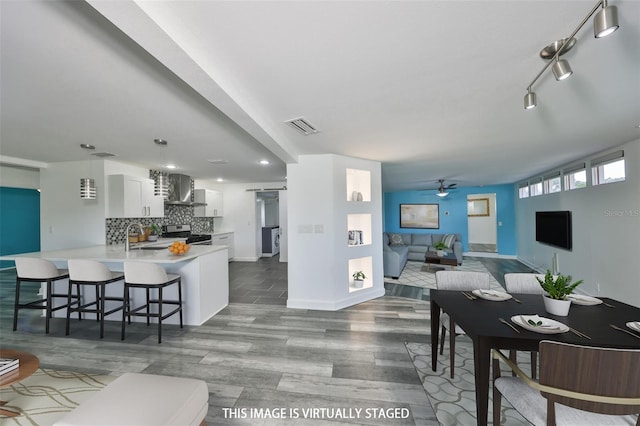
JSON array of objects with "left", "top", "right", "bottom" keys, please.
[
  {"left": 518, "top": 182, "right": 529, "bottom": 198},
  {"left": 564, "top": 164, "right": 587, "bottom": 190},
  {"left": 592, "top": 151, "right": 625, "bottom": 186},
  {"left": 543, "top": 172, "right": 562, "bottom": 194},
  {"left": 529, "top": 178, "right": 543, "bottom": 197}
]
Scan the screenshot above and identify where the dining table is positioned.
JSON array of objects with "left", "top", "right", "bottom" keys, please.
[{"left": 430, "top": 289, "right": 640, "bottom": 426}]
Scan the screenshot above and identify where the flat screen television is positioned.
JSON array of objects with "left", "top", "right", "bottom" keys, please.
[{"left": 535, "top": 211, "right": 572, "bottom": 250}]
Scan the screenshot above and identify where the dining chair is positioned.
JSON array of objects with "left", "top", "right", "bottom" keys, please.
[
  {"left": 121, "top": 261, "right": 183, "bottom": 344},
  {"left": 13, "top": 257, "right": 79, "bottom": 334},
  {"left": 492, "top": 340, "right": 640, "bottom": 426},
  {"left": 435, "top": 270, "right": 490, "bottom": 378},
  {"left": 504, "top": 272, "right": 551, "bottom": 379}
]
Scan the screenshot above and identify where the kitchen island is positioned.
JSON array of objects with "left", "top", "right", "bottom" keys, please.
[{"left": 2, "top": 244, "right": 229, "bottom": 326}]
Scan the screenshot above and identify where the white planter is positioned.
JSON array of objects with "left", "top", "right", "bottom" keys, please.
[
  {"left": 354, "top": 279, "right": 364, "bottom": 288},
  {"left": 436, "top": 250, "right": 446, "bottom": 257},
  {"left": 543, "top": 295, "right": 571, "bottom": 316}
]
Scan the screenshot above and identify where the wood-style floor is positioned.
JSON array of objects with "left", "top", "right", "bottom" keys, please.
[{"left": 0, "top": 256, "right": 532, "bottom": 425}]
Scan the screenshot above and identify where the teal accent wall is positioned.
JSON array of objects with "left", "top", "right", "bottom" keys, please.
[
  {"left": 384, "top": 184, "right": 517, "bottom": 255},
  {"left": 0, "top": 187, "right": 40, "bottom": 268}
]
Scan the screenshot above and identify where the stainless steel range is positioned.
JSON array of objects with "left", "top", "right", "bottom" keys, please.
[{"left": 162, "top": 224, "right": 212, "bottom": 245}]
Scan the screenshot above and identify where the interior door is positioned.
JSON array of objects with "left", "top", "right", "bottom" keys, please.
[{"left": 467, "top": 193, "right": 497, "bottom": 253}]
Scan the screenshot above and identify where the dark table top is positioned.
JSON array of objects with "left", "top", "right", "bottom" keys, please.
[{"left": 430, "top": 290, "right": 640, "bottom": 349}]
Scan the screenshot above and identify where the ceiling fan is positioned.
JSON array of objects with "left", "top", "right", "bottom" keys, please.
[{"left": 435, "top": 179, "right": 457, "bottom": 197}]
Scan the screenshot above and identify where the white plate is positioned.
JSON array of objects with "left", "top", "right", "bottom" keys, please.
[
  {"left": 511, "top": 315, "right": 569, "bottom": 334},
  {"left": 566, "top": 294, "right": 602, "bottom": 306},
  {"left": 472, "top": 289, "right": 512, "bottom": 301},
  {"left": 627, "top": 321, "right": 640, "bottom": 333}
]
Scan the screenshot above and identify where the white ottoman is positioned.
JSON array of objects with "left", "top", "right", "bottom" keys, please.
[{"left": 53, "top": 373, "right": 208, "bottom": 426}]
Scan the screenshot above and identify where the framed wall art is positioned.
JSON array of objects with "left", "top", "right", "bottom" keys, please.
[
  {"left": 468, "top": 198, "right": 490, "bottom": 217},
  {"left": 400, "top": 204, "right": 439, "bottom": 229}
]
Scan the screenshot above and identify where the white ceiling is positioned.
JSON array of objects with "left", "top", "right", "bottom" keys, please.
[{"left": 1, "top": 1, "right": 639, "bottom": 192}]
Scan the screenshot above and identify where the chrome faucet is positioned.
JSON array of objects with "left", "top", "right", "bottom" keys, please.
[{"left": 125, "top": 223, "right": 145, "bottom": 251}]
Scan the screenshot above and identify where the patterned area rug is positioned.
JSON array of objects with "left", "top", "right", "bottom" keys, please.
[
  {"left": 0, "top": 369, "right": 115, "bottom": 425},
  {"left": 406, "top": 337, "right": 530, "bottom": 426},
  {"left": 386, "top": 259, "right": 503, "bottom": 290}
]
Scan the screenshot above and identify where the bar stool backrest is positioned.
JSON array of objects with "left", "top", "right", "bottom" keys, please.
[
  {"left": 68, "top": 259, "right": 113, "bottom": 281},
  {"left": 124, "top": 261, "right": 169, "bottom": 285},
  {"left": 15, "top": 257, "right": 61, "bottom": 279}
]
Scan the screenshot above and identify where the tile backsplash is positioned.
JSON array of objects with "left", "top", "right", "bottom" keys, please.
[{"left": 106, "top": 207, "right": 216, "bottom": 244}]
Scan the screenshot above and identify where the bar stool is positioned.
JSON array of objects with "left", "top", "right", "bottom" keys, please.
[
  {"left": 13, "top": 257, "right": 79, "bottom": 334},
  {"left": 66, "top": 259, "right": 125, "bottom": 339},
  {"left": 122, "top": 262, "right": 183, "bottom": 343}
]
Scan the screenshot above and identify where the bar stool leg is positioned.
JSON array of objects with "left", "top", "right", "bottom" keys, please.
[
  {"left": 66, "top": 280, "right": 73, "bottom": 336},
  {"left": 146, "top": 288, "right": 151, "bottom": 326},
  {"left": 157, "top": 287, "right": 163, "bottom": 343},
  {"left": 99, "top": 283, "right": 106, "bottom": 339},
  {"left": 45, "top": 279, "right": 53, "bottom": 334},
  {"left": 121, "top": 284, "right": 129, "bottom": 340},
  {"left": 178, "top": 278, "right": 183, "bottom": 328},
  {"left": 13, "top": 277, "right": 21, "bottom": 331}
]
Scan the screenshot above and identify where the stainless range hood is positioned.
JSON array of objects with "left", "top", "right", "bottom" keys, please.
[{"left": 164, "top": 173, "right": 206, "bottom": 206}]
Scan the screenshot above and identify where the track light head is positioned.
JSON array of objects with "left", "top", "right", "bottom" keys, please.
[
  {"left": 552, "top": 59, "right": 573, "bottom": 81},
  {"left": 524, "top": 91, "right": 537, "bottom": 110},
  {"left": 594, "top": 4, "right": 619, "bottom": 38}
]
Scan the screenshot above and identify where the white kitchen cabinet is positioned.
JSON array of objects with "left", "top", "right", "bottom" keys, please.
[
  {"left": 108, "top": 174, "right": 164, "bottom": 218},
  {"left": 210, "top": 232, "right": 234, "bottom": 260},
  {"left": 194, "top": 189, "right": 223, "bottom": 217}
]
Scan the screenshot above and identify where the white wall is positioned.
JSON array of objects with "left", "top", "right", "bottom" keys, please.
[
  {"left": 287, "top": 154, "right": 385, "bottom": 310},
  {"left": 40, "top": 160, "right": 107, "bottom": 250},
  {"left": 210, "top": 181, "right": 286, "bottom": 262},
  {"left": 515, "top": 139, "right": 640, "bottom": 307},
  {"left": 0, "top": 164, "right": 40, "bottom": 189}
]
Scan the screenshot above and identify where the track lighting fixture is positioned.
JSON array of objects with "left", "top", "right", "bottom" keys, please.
[
  {"left": 552, "top": 59, "right": 573, "bottom": 81},
  {"left": 524, "top": 90, "right": 537, "bottom": 110},
  {"left": 523, "top": 0, "right": 619, "bottom": 110}
]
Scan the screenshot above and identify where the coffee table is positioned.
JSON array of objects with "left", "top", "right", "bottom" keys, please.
[
  {"left": 424, "top": 251, "right": 458, "bottom": 271},
  {"left": 0, "top": 349, "right": 40, "bottom": 417}
]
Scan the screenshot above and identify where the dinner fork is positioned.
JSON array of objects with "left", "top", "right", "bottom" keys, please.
[
  {"left": 567, "top": 327, "right": 591, "bottom": 339},
  {"left": 462, "top": 291, "right": 476, "bottom": 300},
  {"left": 498, "top": 317, "right": 520, "bottom": 333},
  {"left": 610, "top": 324, "right": 640, "bottom": 340}
]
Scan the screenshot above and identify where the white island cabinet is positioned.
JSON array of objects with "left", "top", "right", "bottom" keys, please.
[{"left": 2, "top": 244, "right": 228, "bottom": 326}]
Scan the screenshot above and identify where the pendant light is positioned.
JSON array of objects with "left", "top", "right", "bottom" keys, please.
[
  {"left": 80, "top": 144, "right": 97, "bottom": 200},
  {"left": 154, "top": 139, "right": 169, "bottom": 198}
]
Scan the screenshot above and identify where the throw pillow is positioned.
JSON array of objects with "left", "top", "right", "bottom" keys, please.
[
  {"left": 389, "top": 233, "right": 404, "bottom": 246},
  {"left": 442, "top": 233, "right": 456, "bottom": 249}
]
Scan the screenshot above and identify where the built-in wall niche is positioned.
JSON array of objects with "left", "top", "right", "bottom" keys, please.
[
  {"left": 346, "top": 168, "right": 371, "bottom": 202},
  {"left": 347, "top": 214, "right": 371, "bottom": 246},
  {"left": 348, "top": 257, "right": 373, "bottom": 292}
]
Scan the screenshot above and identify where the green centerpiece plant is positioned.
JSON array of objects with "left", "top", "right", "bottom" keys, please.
[
  {"left": 536, "top": 270, "right": 583, "bottom": 300},
  {"left": 536, "top": 270, "right": 584, "bottom": 316},
  {"left": 433, "top": 241, "right": 448, "bottom": 256}
]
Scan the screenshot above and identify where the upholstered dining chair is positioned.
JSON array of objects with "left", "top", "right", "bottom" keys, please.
[
  {"left": 493, "top": 341, "right": 640, "bottom": 426},
  {"left": 435, "top": 270, "right": 491, "bottom": 378},
  {"left": 504, "top": 272, "right": 551, "bottom": 379}
]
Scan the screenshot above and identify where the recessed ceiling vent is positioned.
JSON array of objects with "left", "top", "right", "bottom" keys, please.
[
  {"left": 285, "top": 117, "right": 319, "bottom": 136},
  {"left": 91, "top": 152, "right": 116, "bottom": 158},
  {"left": 207, "top": 159, "right": 229, "bottom": 165}
]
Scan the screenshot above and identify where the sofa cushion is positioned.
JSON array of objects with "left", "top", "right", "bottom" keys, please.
[
  {"left": 411, "top": 234, "right": 431, "bottom": 246},
  {"left": 442, "top": 233, "right": 456, "bottom": 249},
  {"left": 389, "top": 233, "right": 404, "bottom": 245},
  {"left": 383, "top": 233, "right": 390, "bottom": 245}
]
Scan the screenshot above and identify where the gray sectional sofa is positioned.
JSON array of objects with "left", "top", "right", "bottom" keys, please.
[{"left": 383, "top": 232, "right": 463, "bottom": 278}]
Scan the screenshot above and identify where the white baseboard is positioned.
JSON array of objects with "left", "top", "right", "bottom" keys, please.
[
  {"left": 463, "top": 252, "right": 517, "bottom": 259},
  {"left": 516, "top": 257, "right": 545, "bottom": 273},
  {"left": 232, "top": 256, "right": 260, "bottom": 262}
]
